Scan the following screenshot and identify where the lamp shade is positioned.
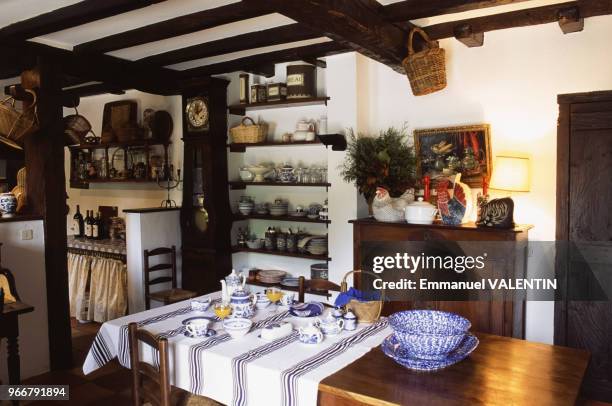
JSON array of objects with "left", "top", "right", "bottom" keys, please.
[{"left": 489, "top": 155, "right": 530, "bottom": 192}]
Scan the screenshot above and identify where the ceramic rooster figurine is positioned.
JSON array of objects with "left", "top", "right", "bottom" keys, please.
[
  {"left": 372, "top": 187, "right": 415, "bottom": 222},
  {"left": 436, "top": 174, "right": 473, "bottom": 225}
]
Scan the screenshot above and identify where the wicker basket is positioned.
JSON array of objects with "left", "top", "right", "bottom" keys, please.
[
  {"left": 0, "top": 89, "right": 39, "bottom": 148},
  {"left": 340, "top": 270, "right": 384, "bottom": 323},
  {"left": 402, "top": 27, "right": 447, "bottom": 96},
  {"left": 230, "top": 117, "right": 268, "bottom": 144}
]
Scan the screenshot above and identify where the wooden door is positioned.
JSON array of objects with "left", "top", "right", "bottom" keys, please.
[{"left": 556, "top": 91, "right": 612, "bottom": 401}]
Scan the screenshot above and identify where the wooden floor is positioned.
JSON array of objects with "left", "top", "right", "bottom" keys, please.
[
  {"left": 17, "top": 319, "right": 612, "bottom": 406},
  {"left": 21, "top": 319, "right": 131, "bottom": 405}
]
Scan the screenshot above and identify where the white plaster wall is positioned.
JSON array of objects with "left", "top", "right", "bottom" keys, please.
[
  {"left": 64, "top": 90, "right": 183, "bottom": 235},
  {"left": 125, "top": 210, "right": 182, "bottom": 313},
  {"left": 358, "top": 15, "right": 612, "bottom": 344},
  {"left": 0, "top": 220, "right": 49, "bottom": 380}
]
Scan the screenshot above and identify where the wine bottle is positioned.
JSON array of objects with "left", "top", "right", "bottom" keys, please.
[
  {"left": 73, "top": 205, "right": 84, "bottom": 237},
  {"left": 85, "top": 210, "right": 93, "bottom": 239},
  {"left": 92, "top": 212, "right": 100, "bottom": 240}
]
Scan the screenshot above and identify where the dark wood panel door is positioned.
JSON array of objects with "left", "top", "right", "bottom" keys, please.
[{"left": 556, "top": 91, "right": 612, "bottom": 401}]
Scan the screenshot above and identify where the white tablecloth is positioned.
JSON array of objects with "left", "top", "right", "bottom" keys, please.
[{"left": 83, "top": 291, "right": 391, "bottom": 406}]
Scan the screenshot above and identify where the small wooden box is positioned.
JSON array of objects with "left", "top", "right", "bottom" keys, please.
[
  {"left": 250, "top": 84, "right": 267, "bottom": 103},
  {"left": 266, "top": 83, "right": 287, "bottom": 101}
]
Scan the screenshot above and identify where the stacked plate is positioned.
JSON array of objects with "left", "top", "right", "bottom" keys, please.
[
  {"left": 306, "top": 237, "right": 328, "bottom": 256},
  {"left": 383, "top": 310, "right": 478, "bottom": 371},
  {"left": 256, "top": 269, "right": 287, "bottom": 284},
  {"left": 281, "top": 277, "right": 300, "bottom": 288},
  {"left": 270, "top": 200, "right": 288, "bottom": 216}
]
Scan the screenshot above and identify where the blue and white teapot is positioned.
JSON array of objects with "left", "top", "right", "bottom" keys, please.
[
  {"left": 229, "top": 287, "right": 256, "bottom": 318},
  {"left": 298, "top": 322, "right": 324, "bottom": 344}
]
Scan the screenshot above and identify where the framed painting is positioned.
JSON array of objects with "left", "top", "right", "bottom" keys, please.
[{"left": 414, "top": 124, "right": 492, "bottom": 188}]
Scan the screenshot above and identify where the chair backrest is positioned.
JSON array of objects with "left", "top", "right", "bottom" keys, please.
[
  {"left": 128, "top": 322, "right": 171, "bottom": 406},
  {"left": 298, "top": 276, "right": 341, "bottom": 303},
  {"left": 143, "top": 246, "right": 177, "bottom": 310}
]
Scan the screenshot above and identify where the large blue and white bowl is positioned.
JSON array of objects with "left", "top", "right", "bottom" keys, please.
[
  {"left": 389, "top": 310, "right": 471, "bottom": 360},
  {"left": 289, "top": 301, "right": 324, "bottom": 318}
]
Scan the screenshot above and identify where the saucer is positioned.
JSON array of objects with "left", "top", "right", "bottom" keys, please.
[
  {"left": 182, "top": 316, "right": 217, "bottom": 325},
  {"left": 184, "top": 328, "right": 217, "bottom": 338},
  {"left": 381, "top": 333, "right": 479, "bottom": 372}
]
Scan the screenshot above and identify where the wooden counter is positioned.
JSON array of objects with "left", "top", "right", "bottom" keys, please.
[{"left": 318, "top": 332, "right": 589, "bottom": 406}]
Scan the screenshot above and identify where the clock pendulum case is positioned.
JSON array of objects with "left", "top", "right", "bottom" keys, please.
[{"left": 180, "top": 79, "right": 232, "bottom": 294}]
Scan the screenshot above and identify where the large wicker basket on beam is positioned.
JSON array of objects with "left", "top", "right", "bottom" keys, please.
[
  {"left": 340, "top": 270, "right": 384, "bottom": 323},
  {"left": 0, "top": 89, "right": 39, "bottom": 149},
  {"left": 402, "top": 27, "right": 447, "bottom": 96}
]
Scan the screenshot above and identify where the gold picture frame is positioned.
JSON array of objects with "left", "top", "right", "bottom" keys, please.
[{"left": 414, "top": 124, "right": 492, "bottom": 188}]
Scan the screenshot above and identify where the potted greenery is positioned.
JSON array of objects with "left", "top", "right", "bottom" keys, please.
[{"left": 340, "top": 127, "right": 416, "bottom": 215}]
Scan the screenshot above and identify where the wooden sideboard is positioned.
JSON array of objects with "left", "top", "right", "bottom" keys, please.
[{"left": 350, "top": 218, "right": 532, "bottom": 338}]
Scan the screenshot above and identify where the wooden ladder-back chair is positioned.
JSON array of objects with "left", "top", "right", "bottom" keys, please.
[
  {"left": 297, "top": 276, "right": 341, "bottom": 303},
  {"left": 143, "top": 246, "right": 197, "bottom": 310},
  {"left": 128, "top": 323, "right": 220, "bottom": 406}
]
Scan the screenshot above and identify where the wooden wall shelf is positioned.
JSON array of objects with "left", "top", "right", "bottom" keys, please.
[
  {"left": 246, "top": 280, "right": 330, "bottom": 298},
  {"left": 229, "top": 181, "right": 330, "bottom": 190},
  {"left": 70, "top": 179, "right": 158, "bottom": 189},
  {"left": 233, "top": 213, "right": 330, "bottom": 224},
  {"left": 232, "top": 246, "right": 330, "bottom": 261},
  {"left": 228, "top": 140, "right": 322, "bottom": 152},
  {"left": 68, "top": 140, "right": 170, "bottom": 150},
  {"left": 228, "top": 97, "right": 330, "bottom": 115}
]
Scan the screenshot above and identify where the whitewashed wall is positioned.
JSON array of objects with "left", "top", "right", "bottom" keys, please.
[
  {"left": 64, "top": 90, "right": 183, "bottom": 234},
  {"left": 0, "top": 220, "right": 49, "bottom": 381}
]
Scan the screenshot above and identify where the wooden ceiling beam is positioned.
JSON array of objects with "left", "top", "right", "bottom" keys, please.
[
  {"left": 382, "top": 0, "right": 531, "bottom": 22},
  {"left": 73, "top": 2, "right": 273, "bottom": 55},
  {"left": 180, "top": 42, "right": 350, "bottom": 77},
  {"left": 0, "top": 0, "right": 166, "bottom": 41},
  {"left": 136, "top": 23, "right": 322, "bottom": 67},
  {"left": 424, "top": 0, "right": 612, "bottom": 41},
  {"left": 244, "top": 0, "right": 409, "bottom": 73},
  {"left": 4, "top": 42, "right": 180, "bottom": 95}
]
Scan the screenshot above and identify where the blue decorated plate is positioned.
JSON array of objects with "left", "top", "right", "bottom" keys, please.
[
  {"left": 289, "top": 301, "right": 324, "bottom": 318},
  {"left": 381, "top": 333, "right": 479, "bottom": 372},
  {"left": 182, "top": 316, "right": 218, "bottom": 325}
]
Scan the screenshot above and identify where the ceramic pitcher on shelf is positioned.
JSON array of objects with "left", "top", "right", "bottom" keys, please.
[{"left": 220, "top": 269, "right": 246, "bottom": 302}]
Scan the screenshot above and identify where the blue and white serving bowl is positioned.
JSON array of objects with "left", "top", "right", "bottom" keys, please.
[
  {"left": 381, "top": 333, "right": 479, "bottom": 371},
  {"left": 223, "top": 317, "right": 253, "bottom": 339},
  {"left": 289, "top": 301, "right": 324, "bottom": 318},
  {"left": 389, "top": 310, "right": 471, "bottom": 360}
]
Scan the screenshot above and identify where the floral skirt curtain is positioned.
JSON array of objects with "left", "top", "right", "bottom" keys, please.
[
  {"left": 67, "top": 253, "right": 127, "bottom": 323},
  {"left": 68, "top": 253, "right": 91, "bottom": 321},
  {"left": 88, "top": 257, "right": 128, "bottom": 322}
]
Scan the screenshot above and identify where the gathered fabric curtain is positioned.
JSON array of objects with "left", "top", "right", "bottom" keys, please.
[
  {"left": 68, "top": 252, "right": 127, "bottom": 323},
  {"left": 88, "top": 257, "right": 128, "bottom": 322},
  {"left": 68, "top": 253, "right": 92, "bottom": 321}
]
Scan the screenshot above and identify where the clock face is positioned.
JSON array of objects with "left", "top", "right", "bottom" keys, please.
[{"left": 185, "top": 96, "right": 209, "bottom": 131}]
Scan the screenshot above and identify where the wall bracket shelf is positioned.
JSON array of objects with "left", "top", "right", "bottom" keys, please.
[
  {"left": 232, "top": 246, "right": 330, "bottom": 261},
  {"left": 228, "top": 97, "right": 330, "bottom": 115},
  {"left": 233, "top": 213, "right": 330, "bottom": 224},
  {"left": 229, "top": 181, "right": 330, "bottom": 190}
]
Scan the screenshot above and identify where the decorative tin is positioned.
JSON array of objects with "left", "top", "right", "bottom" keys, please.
[
  {"left": 266, "top": 82, "right": 287, "bottom": 101},
  {"left": 310, "top": 263, "right": 328, "bottom": 280},
  {"left": 250, "top": 84, "right": 267, "bottom": 103},
  {"left": 239, "top": 73, "right": 249, "bottom": 104},
  {"left": 286, "top": 64, "right": 316, "bottom": 99}
]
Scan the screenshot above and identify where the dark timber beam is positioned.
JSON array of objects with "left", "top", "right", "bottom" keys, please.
[
  {"left": 558, "top": 6, "right": 584, "bottom": 34},
  {"left": 4, "top": 42, "right": 179, "bottom": 95},
  {"left": 382, "top": 0, "right": 531, "bottom": 21},
  {"left": 180, "top": 42, "right": 350, "bottom": 77},
  {"left": 0, "top": 0, "right": 166, "bottom": 41},
  {"left": 424, "top": 0, "right": 612, "bottom": 41},
  {"left": 74, "top": 2, "right": 272, "bottom": 55},
  {"left": 245, "top": 65, "right": 276, "bottom": 78},
  {"left": 63, "top": 83, "right": 127, "bottom": 98},
  {"left": 137, "top": 24, "right": 322, "bottom": 67},
  {"left": 454, "top": 24, "right": 485, "bottom": 47},
  {"left": 245, "top": 0, "right": 409, "bottom": 73}
]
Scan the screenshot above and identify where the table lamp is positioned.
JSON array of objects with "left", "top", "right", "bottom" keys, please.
[{"left": 477, "top": 155, "right": 530, "bottom": 228}]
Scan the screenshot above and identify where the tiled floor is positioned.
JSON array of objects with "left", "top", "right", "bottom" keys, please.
[{"left": 21, "top": 319, "right": 132, "bottom": 406}]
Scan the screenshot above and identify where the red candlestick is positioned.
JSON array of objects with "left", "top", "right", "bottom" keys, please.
[
  {"left": 482, "top": 176, "right": 489, "bottom": 196},
  {"left": 424, "top": 175, "right": 431, "bottom": 201}
]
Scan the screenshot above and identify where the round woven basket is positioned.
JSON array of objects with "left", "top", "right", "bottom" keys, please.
[
  {"left": 0, "top": 89, "right": 39, "bottom": 149},
  {"left": 402, "top": 27, "right": 447, "bottom": 96},
  {"left": 230, "top": 117, "right": 268, "bottom": 144},
  {"left": 340, "top": 270, "right": 384, "bottom": 323}
]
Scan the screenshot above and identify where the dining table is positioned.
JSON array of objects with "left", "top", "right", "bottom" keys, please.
[{"left": 83, "top": 291, "right": 391, "bottom": 406}]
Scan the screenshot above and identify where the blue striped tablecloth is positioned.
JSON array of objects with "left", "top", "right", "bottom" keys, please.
[{"left": 83, "top": 291, "right": 391, "bottom": 406}]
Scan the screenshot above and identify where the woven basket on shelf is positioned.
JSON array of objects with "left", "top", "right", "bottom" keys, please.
[
  {"left": 402, "top": 27, "right": 447, "bottom": 96},
  {"left": 230, "top": 117, "right": 268, "bottom": 144},
  {"left": 340, "top": 270, "right": 384, "bottom": 323},
  {"left": 0, "top": 89, "right": 39, "bottom": 149}
]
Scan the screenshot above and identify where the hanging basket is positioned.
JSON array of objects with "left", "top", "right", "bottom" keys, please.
[
  {"left": 340, "top": 270, "right": 384, "bottom": 323},
  {"left": 402, "top": 27, "right": 447, "bottom": 96},
  {"left": 0, "top": 89, "right": 39, "bottom": 149},
  {"left": 230, "top": 117, "right": 268, "bottom": 144}
]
